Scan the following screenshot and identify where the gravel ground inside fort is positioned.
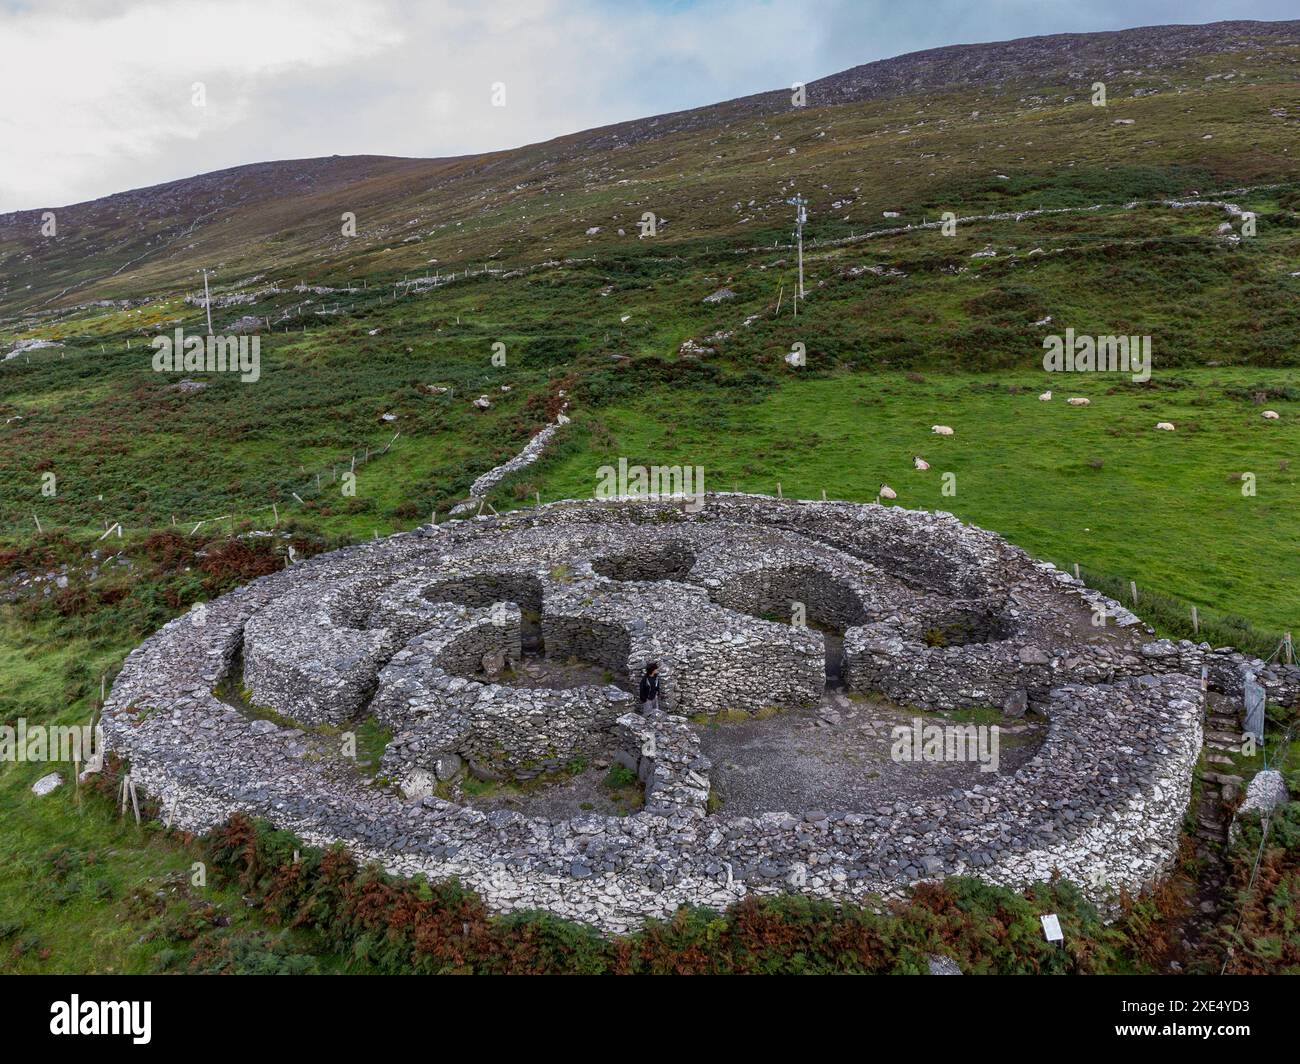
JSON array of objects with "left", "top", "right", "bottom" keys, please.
[
  {"left": 696, "top": 691, "right": 1047, "bottom": 816},
  {"left": 445, "top": 685, "right": 1047, "bottom": 820}
]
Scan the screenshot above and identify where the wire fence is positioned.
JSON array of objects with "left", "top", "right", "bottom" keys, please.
[{"left": 1075, "top": 562, "right": 1290, "bottom": 661}]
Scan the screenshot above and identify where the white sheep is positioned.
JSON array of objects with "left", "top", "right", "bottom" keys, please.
[
  {"left": 913, "top": 456, "right": 930, "bottom": 470},
  {"left": 1039, "top": 390, "right": 1052, "bottom": 401},
  {"left": 1066, "top": 397, "right": 1090, "bottom": 406},
  {"left": 878, "top": 483, "right": 897, "bottom": 500},
  {"left": 931, "top": 425, "right": 954, "bottom": 435},
  {"left": 1155, "top": 422, "right": 1175, "bottom": 431},
  {"left": 1263, "top": 410, "right": 1280, "bottom": 419}
]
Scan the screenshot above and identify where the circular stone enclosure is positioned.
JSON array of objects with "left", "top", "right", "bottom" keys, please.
[{"left": 102, "top": 494, "right": 1222, "bottom": 933}]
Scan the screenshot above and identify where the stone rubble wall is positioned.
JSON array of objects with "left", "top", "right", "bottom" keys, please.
[
  {"left": 709, "top": 564, "right": 869, "bottom": 630},
  {"left": 845, "top": 625, "right": 1300, "bottom": 715},
  {"left": 449, "top": 407, "right": 569, "bottom": 514},
  {"left": 367, "top": 606, "right": 514, "bottom": 731},
  {"left": 613, "top": 710, "right": 712, "bottom": 821},
  {"left": 1125, "top": 640, "right": 1299, "bottom": 707},
  {"left": 542, "top": 562, "right": 825, "bottom": 716},
  {"left": 243, "top": 575, "right": 394, "bottom": 726},
  {"left": 844, "top": 621, "right": 1053, "bottom": 710}
]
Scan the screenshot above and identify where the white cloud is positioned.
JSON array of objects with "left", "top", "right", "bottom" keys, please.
[
  {"left": 0, "top": 0, "right": 404, "bottom": 209},
  {"left": 0, "top": 0, "right": 1293, "bottom": 211}
]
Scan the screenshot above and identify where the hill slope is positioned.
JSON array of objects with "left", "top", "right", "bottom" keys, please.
[{"left": 2, "top": 18, "right": 1298, "bottom": 316}]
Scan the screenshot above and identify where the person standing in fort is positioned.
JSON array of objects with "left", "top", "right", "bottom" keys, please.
[{"left": 639, "top": 662, "right": 661, "bottom": 714}]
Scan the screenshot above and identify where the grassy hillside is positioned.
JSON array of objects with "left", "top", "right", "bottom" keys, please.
[
  {"left": 3, "top": 181, "right": 1296, "bottom": 631},
  {"left": 2, "top": 22, "right": 1298, "bottom": 314}
]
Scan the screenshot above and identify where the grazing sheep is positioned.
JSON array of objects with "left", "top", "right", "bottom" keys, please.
[
  {"left": 879, "top": 483, "right": 897, "bottom": 500},
  {"left": 1039, "top": 390, "right": 1052, "bottom": 401},
  {"left": 1066, "top": 397, "right": 1090, "bottom": 406},
  {"left": 1263, "top": 410, "right": 1281, "bottom": 419},
  {"left": 913, "top": 456, "right": 930, "bottom": 470},
  {"left": 1155, "top": 422, "right": 1175, "bottom": 431},
  {"left": 931, "top": 425, "right": 954, "bottom": 435}
]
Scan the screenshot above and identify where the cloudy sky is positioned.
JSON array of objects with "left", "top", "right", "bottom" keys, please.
[{"left": 0, "top": 0, "right": 1292, "bottom": 211}]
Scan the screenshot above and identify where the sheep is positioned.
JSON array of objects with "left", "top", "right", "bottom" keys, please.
[
  {"left": 1263, "top": 410, "right": 1281, "bottom": 419},
  {"left": 1039, "top": 390, "right": 1052, "bottom": 401},
  {"left": 931, "top": 425, "right": 954, "bottom": 435},
  {"left": 1155, "top": 422, "right": 1175, "bottom": 431},
  {"left": 1066, "top": 397, "right": 1090, "bottom": 406},
  {"left": 878, "top": 483, "right": 897, "bottom": 500},
  {"left": 913, "top": 456, "right": 930, "bottom": 470}
]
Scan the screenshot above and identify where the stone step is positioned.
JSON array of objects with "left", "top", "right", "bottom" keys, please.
[
  {"left": 1206, "top": 729, "right": 1242, "bottom": 744},
  {"left": 1206, "top": 754, "right": 1235, "bottom": 766},
  {"left": 1202, "top": 771, "right": 1244, "bottom": 787}
]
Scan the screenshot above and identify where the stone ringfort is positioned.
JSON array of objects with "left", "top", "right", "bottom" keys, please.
[{"left": 102, "top": 494, "right": 1298, "bottom": 933}]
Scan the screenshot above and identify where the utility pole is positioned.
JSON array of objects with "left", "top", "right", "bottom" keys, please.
[
  {"left": 788, "top": 194, "right": 808, "bottom": 299},
  {"left": 202, "top": 268, "right": 214, "bottom": 336}
]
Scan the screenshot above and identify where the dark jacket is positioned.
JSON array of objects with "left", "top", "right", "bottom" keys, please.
[{"left": 639, "top": 673, "right": 660, "bottom": 704}]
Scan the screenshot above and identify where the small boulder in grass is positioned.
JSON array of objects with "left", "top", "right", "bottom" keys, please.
[
  {"left": 473, "top": 396, "right": 492, "bottom": 410},
  {"left": 1262, "top": 410, "right": 1280, "bottom": 420},
  {"left": 1230, "top": 769, "right": 1290, "bottom": 844},
  {"left": 1155, "top": 422, "right": 1175, "bottom": 431},
  {"left": 931, "top": 424, "right": 954, "bottom": 435},
  {"left": 32, "top": 772, "right": 63, "bottom": 796},
  {"left": 1067, "top": 397, "right": 1090, "bottom": 406}
]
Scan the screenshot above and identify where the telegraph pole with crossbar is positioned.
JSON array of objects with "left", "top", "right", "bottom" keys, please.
[{"left": 788, "top": 194, "right": 808, "bottom": 299}]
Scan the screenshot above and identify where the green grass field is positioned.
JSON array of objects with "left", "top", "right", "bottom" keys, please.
[{"left": 525, "top": 367, "right": 1300, "bottom": 634}]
